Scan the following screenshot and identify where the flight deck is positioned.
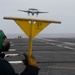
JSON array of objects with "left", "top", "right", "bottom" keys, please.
[{"left": 5, "top": 38, "right": 75, "bottom": 75}]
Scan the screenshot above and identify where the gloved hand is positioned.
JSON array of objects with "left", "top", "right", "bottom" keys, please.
[{"left": 22, "top": 53, "right": 38, "bottom": 67}]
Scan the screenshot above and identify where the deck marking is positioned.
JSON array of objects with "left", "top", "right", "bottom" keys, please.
[
  {"left": 46, "top": 42, "right": 50, "bottom": 44},
  {"left": 11, "top": 44, "right": 14, "bottom": 46},
  {"left": 9, "top": 49, "right": 16, "bottom": 51},
  {"left": 63, "top": 42, "right": 75, "bottom": 45},
  {"left": 9, "top": 61, "right": 23, "bottom": 64},
  {"left": 42, "top": 38, "right": 57, "bottom": 42},
  {"left": 50, "top": 43, "right": 56, "bottom": 45},
  {"left": 5, "top": 54, "right": 19, "bottom": 57},
  {"left": 56, "top": 45, "right": 62, "bottom": 47},
  {"left": 47, "top": 66, "right": 75, "bottom": 69},
  {"left": 10, "top": 42, "right": 13, "bottom": 43},
  {"left": 33, "top": 51, "right": 75, "bottom": 54},
  {"left": 64, "top": 46, "right": 74, "bottom": 50}
]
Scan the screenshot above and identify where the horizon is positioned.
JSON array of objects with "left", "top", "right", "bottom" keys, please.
[{"left": 6, "top": 33, "right": 75, "bottom": 38}]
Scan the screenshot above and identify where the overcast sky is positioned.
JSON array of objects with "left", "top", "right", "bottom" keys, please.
[{"left": 0, "top": 0, "right": 75, "bottom": 35}]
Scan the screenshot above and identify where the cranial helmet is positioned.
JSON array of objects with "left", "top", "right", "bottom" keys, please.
[{"left": 0, "top": 30, "right": 10, "bottom": 53}]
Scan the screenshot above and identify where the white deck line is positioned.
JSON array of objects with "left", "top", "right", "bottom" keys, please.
[
  {"left": 50, "top": 43, "right": 56, "bottom": 45},
  {"left": 64, "top": 46, "right": 74, "bottom": 50},
  {"left": 63, "top": 42, "right": 75, "bottom": 45},
  {"left": 56, "top": 45, "right": 62, "bottom": 47},
  {"left": 33, "top": 51, "right": 75, "bottom": 54},
  {"left": 10, "top": 42, "right": 13, "bottom": 43},
  {"left": 9, "top": 61, "right": 23, "bottom": 64},
  {"left": 9, "top": 49, "right": 16, "bottom": 51},
  {"left": 42, "top": 38, "right": 57, "bottom": 42},
  {"left": 46, "top": 42, "right": 50, "bottom": 44},
  {"left": 47, "top": 66, "right": 75, "bottom": 70},
  {"left": 10, "top": 44, "right": 14, "bottom": 46},
  {"left": 35, "top": 38, "right": 57, "bottom": 42},
  {"left": 5, "top": 54, "right": 19, "bottom": 57}
]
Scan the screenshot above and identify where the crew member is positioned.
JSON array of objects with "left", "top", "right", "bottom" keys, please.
[{"left": 0, "top": 30, "right": 40, "bottom": 75}]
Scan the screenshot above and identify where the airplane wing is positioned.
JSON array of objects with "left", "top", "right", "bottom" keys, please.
[
  {"left": 18, "top": 10, "right": 29, "bottom": 12},
  {"left": 35, "top": 11, "right": 49, "bottom": 13}
]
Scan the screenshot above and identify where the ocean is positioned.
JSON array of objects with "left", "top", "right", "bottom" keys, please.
[{"left": 6, "top": 33, "right": 75, "bottom": 38}]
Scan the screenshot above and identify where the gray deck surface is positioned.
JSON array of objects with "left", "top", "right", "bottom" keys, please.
[{"left": 5, "top": 38, "right": 75, "bottom": 75}]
